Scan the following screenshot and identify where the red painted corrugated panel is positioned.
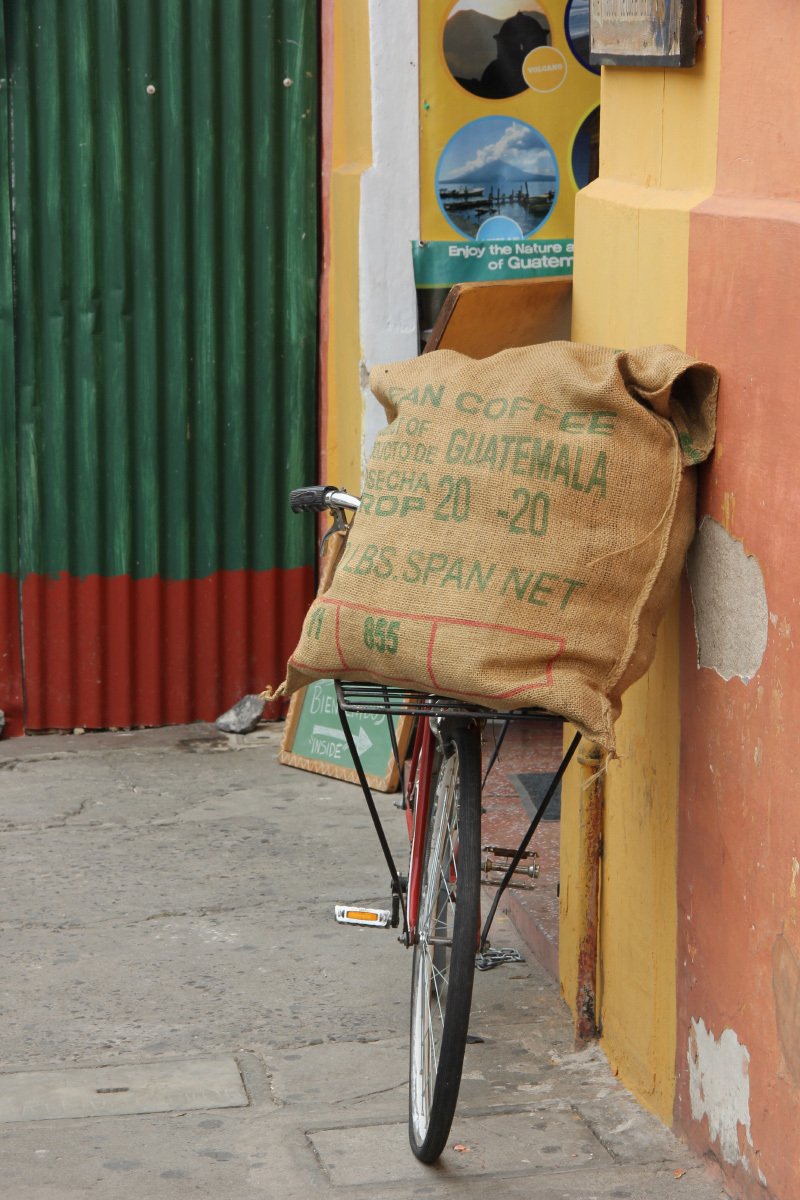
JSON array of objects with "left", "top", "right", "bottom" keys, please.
[
  {"left": 0, "top": 577, "right": 23, "bottom": 736},
  {"left": 21, "top": 567, "right": 313, "bottom": 730}
]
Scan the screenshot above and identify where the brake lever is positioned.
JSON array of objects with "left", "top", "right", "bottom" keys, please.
[{"left": 320, "top": 505, "right": 350, "bottom": 553}]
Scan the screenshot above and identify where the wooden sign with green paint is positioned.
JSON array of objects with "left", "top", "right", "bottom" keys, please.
[{"left": 279, "top": 678, "right": 413, "bottom": 792}]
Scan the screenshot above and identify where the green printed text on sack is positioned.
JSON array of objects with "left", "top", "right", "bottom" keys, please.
[
  {"left": 360, "top": 472, "right": 473, "bottom": 521},
  {"left": 445, "top": 431, "right": 607, "bottom": 497},
  {"left": 339, "top": 540, "right": 587, "bottom": 611}
]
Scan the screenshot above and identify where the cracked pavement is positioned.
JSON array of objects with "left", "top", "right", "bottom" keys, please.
[{"left": 0, "top": 724, "right": 731, "bottom": 1199}]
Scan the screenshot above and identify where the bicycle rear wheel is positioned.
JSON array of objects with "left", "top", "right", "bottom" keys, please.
[{"left": 408, "top": 719, "right": 481, "bottom": 1163}]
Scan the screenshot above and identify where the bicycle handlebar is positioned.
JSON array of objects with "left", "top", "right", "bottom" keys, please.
[{"left": 289, "top": 485, "right": 360, "bottom": 513}]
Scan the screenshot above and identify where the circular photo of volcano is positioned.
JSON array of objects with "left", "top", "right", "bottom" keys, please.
[
  {"left": 436, "top": 116, "right": 559, "bottom": 239},
  {"left": 444, "top": 0, "right": 552, "bottom": 100}
]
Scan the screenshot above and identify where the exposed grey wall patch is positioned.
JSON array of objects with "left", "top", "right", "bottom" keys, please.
[
  {"left": 687, "top": 517, "right": 768, "bottom": 682},
  {"left": 687, "top": 1018, "right": 753, "bottom": 1168}
]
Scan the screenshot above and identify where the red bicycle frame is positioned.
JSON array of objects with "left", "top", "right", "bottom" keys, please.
[{"left": 404, "top": 717, "right": 436, "bottom": 937}]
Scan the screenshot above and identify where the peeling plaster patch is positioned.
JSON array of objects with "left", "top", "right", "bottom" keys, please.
[
  {"left": 358, "top": 359, "right": 370, "bottom": 391},
  {"left": 772, "top": 934, "right": 800, "bottom": 1082},
  {"left": 687, "top": 517, "right": 768, "bottom": 682},
  {"left": 687, "top": 1018, "right": 752, "bottom": 1167}
]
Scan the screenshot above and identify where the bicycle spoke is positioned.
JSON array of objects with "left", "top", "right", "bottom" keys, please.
[
  {"left": 425, "top": 994, "right": 439, "bottom": 1074},
  {"left": 431, "top": 963, "right": 447, "bottom": 1027}
]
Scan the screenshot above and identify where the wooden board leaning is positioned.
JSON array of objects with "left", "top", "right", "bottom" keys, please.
[{"left": 279, "top": 677, "right": 413, "bottom": 793}]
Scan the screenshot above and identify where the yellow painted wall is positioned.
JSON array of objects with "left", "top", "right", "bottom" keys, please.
[
  {"left": 559, "top": 7, "right": 722, "bottom": 1122},
  {"left": 325, "top": 1, "right": 371, "bottom": 492}
]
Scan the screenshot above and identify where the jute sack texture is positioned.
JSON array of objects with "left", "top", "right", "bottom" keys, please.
[{"left": 286, "top": 342, "right": 718, "bottom": 752}]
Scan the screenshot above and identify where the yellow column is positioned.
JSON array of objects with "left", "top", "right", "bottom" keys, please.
[
  {"left": 324, "top": 1, "right": 372, "bottom": 492},
  {"left": 559, "top": 8, "right": 722, "bottom": 1121}
]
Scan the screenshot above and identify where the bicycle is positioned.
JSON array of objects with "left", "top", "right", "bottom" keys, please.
[{"left": 288, "top": 484, "right": 581, "bottom": 1164}]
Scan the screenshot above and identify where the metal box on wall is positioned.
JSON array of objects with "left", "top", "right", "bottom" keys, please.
[{"left": 589, "top": 0, "right": 698, "bottom": 68}]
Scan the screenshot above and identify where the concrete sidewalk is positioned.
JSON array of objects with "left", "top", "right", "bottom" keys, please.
[{"left": 0, "top": 724, "right": 730, "bottom": 1200}]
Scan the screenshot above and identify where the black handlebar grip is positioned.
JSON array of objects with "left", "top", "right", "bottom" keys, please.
[{"left": 289, "top": 485, "right": 336, "bottom": 513}]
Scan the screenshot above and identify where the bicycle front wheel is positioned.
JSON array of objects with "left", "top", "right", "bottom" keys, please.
[{"left": 408, "top": 720, "right": 481, "bottom": 1163}]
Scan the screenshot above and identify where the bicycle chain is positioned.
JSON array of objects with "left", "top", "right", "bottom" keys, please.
[{"left": 475, "top": 947, "right": 524, "bottom": 971}]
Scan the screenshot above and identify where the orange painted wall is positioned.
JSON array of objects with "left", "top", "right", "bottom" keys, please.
[{"left": 677, "top": 4, "right": 800, "bottom": 1198}]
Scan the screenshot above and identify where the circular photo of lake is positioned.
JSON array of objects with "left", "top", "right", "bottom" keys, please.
[
  {"left": 571, "top": 106, "right": 600, "bottom": 189},
  {"left": 565, "top": 0, "right": 599, "bottom": 74},
  {"left": 444, "top": 0, "right": 552, "bottom": 100},
  {"left": 436, "top": 116, "right": 559, "bottom": 240}
]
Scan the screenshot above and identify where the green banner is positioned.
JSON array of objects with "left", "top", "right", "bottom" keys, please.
[{"left": 413, "top": 238, "right": 574, "bottom": 287}]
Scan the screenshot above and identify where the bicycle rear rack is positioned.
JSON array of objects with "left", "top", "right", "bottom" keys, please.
[
  {"left": 331, "top": 680, "right": 582, "bottom": 952},
  {"left": 334, "top": 680, "right": 556, "bottom": 721}
]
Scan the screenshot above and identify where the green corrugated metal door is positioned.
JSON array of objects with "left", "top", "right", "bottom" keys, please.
[
  {"left": 3, "top": 0, "right": 318, "bottom": 733},
  {"left": 0, "top": 13, "right": 21, "bottom": 733}
]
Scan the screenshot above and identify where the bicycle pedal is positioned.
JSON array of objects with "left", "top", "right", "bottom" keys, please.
[
  {"left": 481, "top": 845, "right": 540, "bottom": 880},
  {"left": 335, "top": 905, "right": 392, "bottom": 928},
  {"left": 482, "top": 844, "right": 536, "bottom": 860}
]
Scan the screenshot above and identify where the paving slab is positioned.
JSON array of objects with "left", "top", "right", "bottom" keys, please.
[
  {"left": 0, "top": 1056, "right": 247, "bottom": 1122},
  {"left": 309, "top": 1107, "right": 611, "bottom": 1186}
]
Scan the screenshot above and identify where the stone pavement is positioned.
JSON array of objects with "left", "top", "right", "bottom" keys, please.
[{"left": 0, "top": 723, "right": 731, "bottom": 1200}]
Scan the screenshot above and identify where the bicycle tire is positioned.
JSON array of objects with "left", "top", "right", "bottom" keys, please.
[{"left": 408, "top": 719, "right": 482, "bottom": 1163}]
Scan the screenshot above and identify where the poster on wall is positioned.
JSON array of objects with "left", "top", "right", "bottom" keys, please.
[{"left": 416, "top": 0, "right": 600, "bottom": 296}]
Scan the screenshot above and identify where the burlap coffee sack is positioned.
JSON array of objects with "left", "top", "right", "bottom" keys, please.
[{"left": 286, "top": 342, "right": 718, "bottom": 752}]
